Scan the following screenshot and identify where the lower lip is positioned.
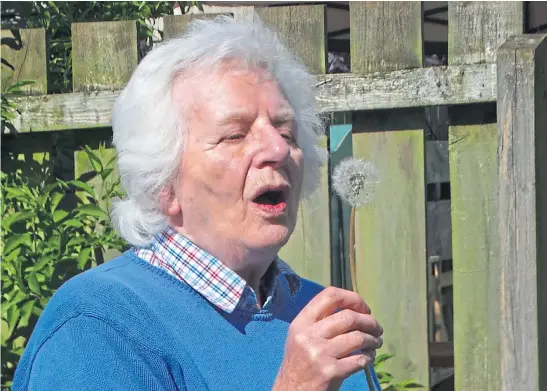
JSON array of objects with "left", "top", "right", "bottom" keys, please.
[{"left": 252, "top": 201, "right": 287, "bottom": 217}]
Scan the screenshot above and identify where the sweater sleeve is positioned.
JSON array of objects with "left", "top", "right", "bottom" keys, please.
[{"left": 15, "top": 314, "right": 184, "bottom": 391}]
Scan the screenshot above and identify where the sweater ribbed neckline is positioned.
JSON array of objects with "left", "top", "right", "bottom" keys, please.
[{"left": 127, "top": 251, "right": 294, "bottom": 321}]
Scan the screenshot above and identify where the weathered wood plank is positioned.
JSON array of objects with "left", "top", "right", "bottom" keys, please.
[
  {"left": 257, "top": 5, "right": 326, "bottom": 74},
  {"left": 350, "top": 2, "right": 422, "bottom": 73},
  {"left": 353, "top": 128, "right": 429, "bottom": 387},
  {"left": 351, "top": 2, "right": 429, "bottom": 387},
  {"left": 163, "top": 13, "right": 227, "bottom": 40},
  {"left": 0, "top": 28, "right": 46, "bottom": 94},
  {"left": 258, "top": 5, "right": 330, "bottom": 286},
  {"left": 497, "top": 33, "right": 547, "bottom": 391},
  {"left": 448, "top": 2, "right": 524, "bottom": 64},
  {"left": 11, "top": 63, "right": 497, "bottom": 133},
  {"left": 72, "top": 21, "right": 138, "bottom": 92},
  {"left": 449, "top": 123, "right": 500, "bottom": 391}
]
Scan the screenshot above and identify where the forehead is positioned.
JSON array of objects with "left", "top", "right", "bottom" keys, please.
[{"left": 173, "top": 64, "right": 294, "bottom": 122}]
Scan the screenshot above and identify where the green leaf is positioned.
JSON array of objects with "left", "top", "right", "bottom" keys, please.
[
  {"left": 374, "top": 352, "right": 394, "bottom": 367},
  {"left": 1, "top": 319, "right": 11, "bottom": 344},
  {"left": 2, "top": 211, "right": 35, "bottom": 231},
  {"left": 61, "top": 219, "right": 84, "bottom": 229},
  {"left": 17, "top": 300, "right": 35, "bottom": 328},
  {"left": 84, "top": 147, "right": 103, "bottom": 173},
  {"left": 397, "top": 380, "right": 424, "bottom": 389},
  {"left": 6, "top": 187, "right": 31, "bottom": 199},
  {"left": 76, "top": 204, "right": 108, "bottom": 220},
  {"left": 66, "top": 236, "right": 86, "bottom": 248},
  {"left": 33, "top": 254, "right": 55, "bottom": 272},
  {"left": 5, "top": 80, "right": 37, "bottom": 94},
  {"left": 27, "top": 272, "right": 42, "bottom": 295},
  {"left": 68, "top": 180, "right": 95, "bottom": 198},
  {"left": 77, "top": 247, "right": 92, "bottom": 270},
  {"left": 6, "top": 305, "right": 20, "bottom": 333},
  {"left": 2, "top": 290, "right": 27, "bottom": 315},
  {"left": 50, "top": 191, "right": 65, "bottom": 212},
  {"left": 53, "top": 209, "right": 69, "bottom": 223},
  {"left": 100, "top": 168, "right": 113, "bottom": 180},
  {"left": 3, "top": 233, "right": 32, "bottom": 255},
  {"left": 15, "top": 260, "right": 27, "bottom": 292},
  {"left": 48, "top": 1, "right": 60, "bottom": 13}
]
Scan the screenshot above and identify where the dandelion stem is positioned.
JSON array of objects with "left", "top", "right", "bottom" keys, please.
[
  {"left": 349, "top": 207, "right": 357, "bottom": 293},
  {"left": 349, "top": 206, "right": 376, "bottom": 391}
]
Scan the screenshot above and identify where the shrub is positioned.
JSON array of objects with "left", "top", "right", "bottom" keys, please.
[{"left": 0, "top": 146, "right": 128, "bottom": 388}]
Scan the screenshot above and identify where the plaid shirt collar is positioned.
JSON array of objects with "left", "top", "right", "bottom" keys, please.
[{"left": 134, "top": 226, "right": 301, "bottom": 313}]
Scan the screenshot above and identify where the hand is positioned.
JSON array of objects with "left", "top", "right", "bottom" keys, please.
[{"left": 272, "top": 287, "right": 383, "bottom": 391}]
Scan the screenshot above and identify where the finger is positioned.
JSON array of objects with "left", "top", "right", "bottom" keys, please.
[
  {"left": 332, "top": 352, "right": 376, "bottom": 380},
  {"left": 315, "top": 310, "right": 383, "bottom": 339},
  {"left": 293, "top": 287, "right": 371, "bottom": 328},
  {"left": 326, "top": 331, "right": 383, "bottom": 359}
]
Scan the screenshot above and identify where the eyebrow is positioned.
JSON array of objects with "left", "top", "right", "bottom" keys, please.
[
  {"left": 216, "top": 109, "right": 296, "bottom": 126},
  {"left": 216, "top": 110, "right": 254, "bottom": 126},
  {"left": 271, "top": 111, "right": 296, "bottom": 123}
]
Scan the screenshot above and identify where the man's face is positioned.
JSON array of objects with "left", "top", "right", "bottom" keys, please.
[{"left": 167, "top": 66, "right": 304, "bottom": 262}]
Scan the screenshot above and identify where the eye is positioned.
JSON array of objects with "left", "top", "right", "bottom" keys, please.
[
  {"left": 224, "top": 133, "right": 245, "bottom": 141},
  {"left": 281, "top": 133, "right": 295, "bottom": 143}
]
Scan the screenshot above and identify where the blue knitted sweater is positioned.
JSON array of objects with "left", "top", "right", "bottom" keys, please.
[{"left": 12, "top": 251, "right": 380, "bottom": 390}]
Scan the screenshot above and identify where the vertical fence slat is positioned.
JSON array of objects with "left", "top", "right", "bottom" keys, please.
[
  {"left": 71, "top": 21, "right": 138, "bottom": 261},
  {"left": 350, "top": 2, "right": 422, "bottom": 73},
  {"left": 448, "top": 2, "right": 523, "bottom": 65},
  {"left": 1, "top": 27, "right": 51, "bottom": 185},
  {"left": 0, "top": 28, "right": 47, "bottom": 94},
  {"left": 497, "top": 33, "right": 547, "bottom": 391},
  {"left": 257, "top": 5, "right": 330, "bottom": 286},
  {"left": 449, "top": 122, "right": 500, "bottom": 391},
  {"left": 448, "top": 3, "right": 524, "bottom": 390},
  {"left": 72, "top": 20, "right": 138, "bottom": 187},
  {"left": 350, "top": 2, "right": 429, "bottom": 386},
  {"left": 353, "top": 120, "right": 429, "bottom": 388},
  {"left": 256, "top": 5, "right": 326, "bottom": 75},
  {"left": 163, "top": 14, "right": 226, "bottom": 40},
  {"left": 72, "top": 21, "right": 138, "bottom": 92}
]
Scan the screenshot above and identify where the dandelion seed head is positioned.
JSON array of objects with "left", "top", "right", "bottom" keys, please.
[{"left": 332, "top": 157, "right": 379, "bottom": 208}]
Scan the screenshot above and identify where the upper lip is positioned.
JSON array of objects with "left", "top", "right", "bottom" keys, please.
[{"left": 251, "top": 184, "right": 290, "bottom": 202}]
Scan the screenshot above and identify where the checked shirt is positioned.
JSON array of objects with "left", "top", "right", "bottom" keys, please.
[{"left": 134, "top": 226, "right": 301, "bottom": 313}]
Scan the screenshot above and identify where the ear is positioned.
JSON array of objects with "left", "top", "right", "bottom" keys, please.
[{"left": 159, "top": 185, "right": 181, "bottom": 217}]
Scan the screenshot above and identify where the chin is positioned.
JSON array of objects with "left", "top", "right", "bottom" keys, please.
[{"left": 251, "top": 223, "right": 293, "bottom": 251}]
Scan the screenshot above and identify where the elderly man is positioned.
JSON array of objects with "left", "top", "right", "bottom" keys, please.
[{"left": 13, "top": 16, "right": 383, "bottom": 391}]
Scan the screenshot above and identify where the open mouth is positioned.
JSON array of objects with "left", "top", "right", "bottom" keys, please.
[
  {"left": 253, "top": 190, "right": 286, "bottom": 205},
  {"left": 252, "top": 186, "right": 289, "bottom": 215}
]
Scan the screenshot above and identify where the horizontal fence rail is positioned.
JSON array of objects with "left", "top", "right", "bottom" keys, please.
[{"left": 10, "top": 64, "right": 497, "bottom": 133}]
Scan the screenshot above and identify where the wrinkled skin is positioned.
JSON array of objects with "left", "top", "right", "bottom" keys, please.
[
  {"left": 163, "top": 64, "right": 303, "bottom": 290},
  {"left": 272, "top": 287, "right": 383, "bottom": 391}
]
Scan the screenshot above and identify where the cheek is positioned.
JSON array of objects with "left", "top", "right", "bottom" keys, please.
[{"left": 182, "top": 150, "right": 249, "bottom": 205}]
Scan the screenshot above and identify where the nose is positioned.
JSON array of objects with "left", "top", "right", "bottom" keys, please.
[{"left": 253, "top": 123, "right": 291, "bottom": 169}]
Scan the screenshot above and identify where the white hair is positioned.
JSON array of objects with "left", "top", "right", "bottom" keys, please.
[{"left": 111, "top": 15, "right": 327, "bottom": 247}]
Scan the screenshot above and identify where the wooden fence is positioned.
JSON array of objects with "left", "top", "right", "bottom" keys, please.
[{"left": 2, "top": 2, "right": 546, "bottom": 391}]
